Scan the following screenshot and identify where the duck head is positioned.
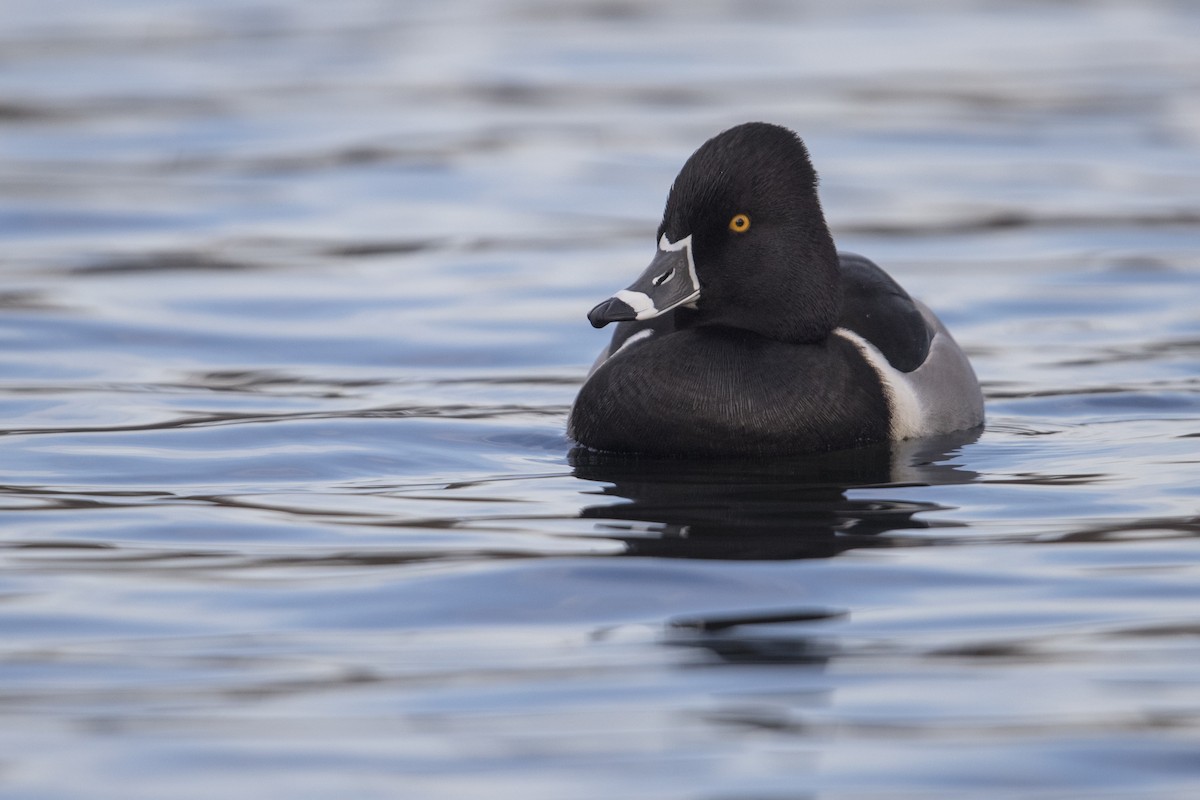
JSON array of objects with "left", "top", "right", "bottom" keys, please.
[{"left": 588, "top": 122, "right": 842, "bottom": 344}]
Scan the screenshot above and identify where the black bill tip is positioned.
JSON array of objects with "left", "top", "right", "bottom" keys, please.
[{"left": 587, "top": 297, "right": 636, "bottom": 328}]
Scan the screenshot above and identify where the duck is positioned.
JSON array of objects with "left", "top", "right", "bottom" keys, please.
[{"left": 568, "top": 121, "right": 984, "bottom": 457}]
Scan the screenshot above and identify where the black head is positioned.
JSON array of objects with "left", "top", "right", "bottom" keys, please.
[{"left": 660, "top": 122, "right": 841, "bottom": 343}]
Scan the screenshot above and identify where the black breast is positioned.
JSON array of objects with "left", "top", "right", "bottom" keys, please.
[
  {"left": 837, "top": 252, "right": 932, "bottom": 373},
  {"left": 569, "top": 326, "right": 890, "bottom": 457}
]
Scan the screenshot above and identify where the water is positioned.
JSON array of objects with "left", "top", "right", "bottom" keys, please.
[{"left": 2, "top": 1, "right": 1200, "bottom": 797}]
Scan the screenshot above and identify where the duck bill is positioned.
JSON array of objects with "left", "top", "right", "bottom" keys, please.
[{"left": 587, "top": 234, "right": 701, "bottom": 328}]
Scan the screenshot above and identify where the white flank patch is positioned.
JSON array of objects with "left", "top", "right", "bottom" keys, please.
[{"left": 834, "top": 327, "right": 925, "bottom": 440}]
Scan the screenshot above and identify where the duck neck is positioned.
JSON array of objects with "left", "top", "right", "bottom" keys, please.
[
  {"left": 692, "top": 217, "right": 842, "bottom": 345},
  {"left": 769, "top": 223, "right": 842, "bottom": 344}
]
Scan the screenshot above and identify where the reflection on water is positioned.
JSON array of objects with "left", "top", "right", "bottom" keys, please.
[
  {"left": 2, "top": 0, "right": 1200, "bottom": 797},
  {"left": 573, "top": 430, "right": 980, "bottom": 560},
  {"left": 669, "top": 606, "right": 844, "bottom": 666}
]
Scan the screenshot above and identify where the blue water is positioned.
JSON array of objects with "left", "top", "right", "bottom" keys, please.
[{"left": 3, "top": 2, "right": 1200, "bottom": 798}]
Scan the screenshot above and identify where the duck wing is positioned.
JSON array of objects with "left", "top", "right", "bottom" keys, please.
[{"left": 837, "top": 252, "right": 932, "bottom": 373}]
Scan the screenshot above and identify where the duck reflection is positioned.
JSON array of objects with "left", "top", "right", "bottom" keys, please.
[{"left": 571, "top": 430, "right": 980, "bottom": 560}]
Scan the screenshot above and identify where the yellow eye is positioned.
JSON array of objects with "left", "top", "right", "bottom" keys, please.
[{"left": 728, "top": 213, "right": 751, "bottom": 233}]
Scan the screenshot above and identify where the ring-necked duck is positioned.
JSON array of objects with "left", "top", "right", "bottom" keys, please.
[{"left": 569, "top": 122, "right": 984, "bottom": 457}]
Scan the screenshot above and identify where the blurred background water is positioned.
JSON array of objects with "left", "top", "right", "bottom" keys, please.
[{"left": 2, "top": 1, "right": 1200, "bottom": 797}]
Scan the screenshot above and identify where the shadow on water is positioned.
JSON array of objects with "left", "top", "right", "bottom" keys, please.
[{"left": 570, "top": 429, "right": 981, "bottom": 561}]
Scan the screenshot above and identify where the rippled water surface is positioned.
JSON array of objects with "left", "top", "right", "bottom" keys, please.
[{"left": 3, "top": 1, "right": 1200, "bottom": 797}]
